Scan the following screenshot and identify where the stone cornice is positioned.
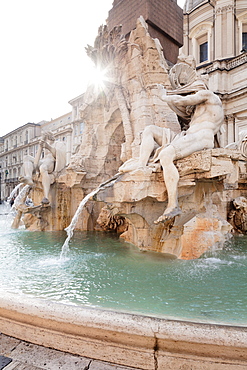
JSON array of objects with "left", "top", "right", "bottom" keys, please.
[
  {"left": 198, "top": 53, "right": 247, "bottom": 74},
  {"left": 221, "top": 86, "right": 247, "bottom": 101}
]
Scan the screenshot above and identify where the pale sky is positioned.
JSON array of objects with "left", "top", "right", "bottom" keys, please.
[{"left": 0, "top": 0, "right": 185, "bottom": 137}]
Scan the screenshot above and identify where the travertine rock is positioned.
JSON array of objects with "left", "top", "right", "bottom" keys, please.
[
  {"left": 20, "top": 18, "right": 247, "bottom": 259},
  {"left": 96, "top": 148, "right": 242, "bottom": 259}
]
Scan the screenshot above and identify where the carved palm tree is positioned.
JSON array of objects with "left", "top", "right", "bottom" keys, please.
[{"left": 85, "top": 25, "right": 133, "bottom": 161}]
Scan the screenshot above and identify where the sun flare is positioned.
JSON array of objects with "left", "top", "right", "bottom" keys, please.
[{"left": 88, "top": 66, "right": 108, "bottom": 91}]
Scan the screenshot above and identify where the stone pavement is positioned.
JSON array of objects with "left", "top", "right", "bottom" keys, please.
[{"left": 0, "top": 334, "right": 142, "bottom": 370}]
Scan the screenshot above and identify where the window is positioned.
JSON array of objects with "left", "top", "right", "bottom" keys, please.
[
  {"left": 189, "top": 22, "right": 212, "bottom": 65},
  {"left": 200, "top": 42, "right": 208, "bottom": 63},
  {"left": 80, "top": 122, "right": 84, "bottom": 134},
  {"left": 242, "top": 24, "right": 247, "bottom": 51},
  {"left": 237, "top": 12, "right": 247, "bottom": 54}
]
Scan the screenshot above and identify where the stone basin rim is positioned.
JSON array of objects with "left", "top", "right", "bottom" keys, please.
[
  {"left": 1, "top": 290, "right": 247, "bottom": 369},
  {"left": 1, "top": 290, "right": 247, "bottom": 343}
]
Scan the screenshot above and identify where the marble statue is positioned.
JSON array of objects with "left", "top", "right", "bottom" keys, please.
[
  {"left": 20, "top": 132, "right": 66, "bottom": 204},
  {"left": 119, "top": 61, "right": 224, "bottom": 224}
]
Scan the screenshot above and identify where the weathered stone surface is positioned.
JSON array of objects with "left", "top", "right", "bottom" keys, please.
[
  {"left": 1, "top": 296, "right": 247, "bottom": 370},
  {"left": 96, "top": 148, "right": 239, "bottom": 258},
  {"left": 180, "top": 215, "right": 231, "bottom": 260},
  {"left": 18, "top": 19, "right": 247, "bottom": 261}
]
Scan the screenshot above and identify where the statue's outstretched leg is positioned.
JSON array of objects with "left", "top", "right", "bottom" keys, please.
[
  {"left": 19, "top": 155, "right": 35, "bottom": 186},
  {"left": 19, "top": 176, "right": 34, "bottom": 186},
  {"left": 39, "top": 161, "right": 54, "bottom": 205},
  {"left": 154, "top": 145, "right": 182, "bottom": 224}
]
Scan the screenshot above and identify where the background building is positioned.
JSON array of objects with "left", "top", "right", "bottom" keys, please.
[
  {"left": 1, "top": 0, "right": 247, "bottom": 201},
  {"left": 0, "top": 123, "right": 41, "bottom": 200},
  {"left": 181, "top": 0, "right": 247, "bottom": 146},
  {"left": 108, "top": 0, "right": 183, "bottom": 64},
  {"left": 0, "top": 113, "right": 73, "bottom": 201}
]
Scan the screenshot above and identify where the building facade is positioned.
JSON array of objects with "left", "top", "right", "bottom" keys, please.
[
  {"left": 40, "top": 112, "right": 74, "bottom": 165},
  {"left": 68, "top": 94, "right": 85, "bottom": 155},
  {"left": 181, "top": 0, "right": 247, "bottom": 146},
  {"left": 0, "top": 113, "right": 74, "bottom": 201},
  {"left": 0, "top": 123, "right": 41, "bottom": 200}
]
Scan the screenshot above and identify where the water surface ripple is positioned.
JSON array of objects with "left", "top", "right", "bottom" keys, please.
[{"left": 0, "top": 204, "right": 246, "bottom": 326}]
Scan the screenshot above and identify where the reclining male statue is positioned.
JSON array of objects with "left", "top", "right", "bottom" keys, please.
[
  {"left": 119, "top": 64, "right": 224, "bottom": 224},
  {"left": 20, "top": 131, "right": 66, "bottom": 205}
]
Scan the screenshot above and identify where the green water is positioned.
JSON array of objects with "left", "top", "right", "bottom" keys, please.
[{"left": 0, "top": 206, "right": 246, "bottom": 326}]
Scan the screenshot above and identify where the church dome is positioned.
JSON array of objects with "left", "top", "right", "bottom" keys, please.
[{"left": 184, "top": 0, "right": 208, "bottom": 13}]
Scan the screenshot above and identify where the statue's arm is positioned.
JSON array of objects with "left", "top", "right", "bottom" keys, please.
[
  {"left": 40, "top": 140, "right": 57, "bottom": 158},
  {"left": 164, "top": 91, "right": 208, "bottom": 107}
]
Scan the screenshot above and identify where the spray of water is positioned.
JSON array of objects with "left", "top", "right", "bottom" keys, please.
[
  {"left": 13, "top": 185, "right": 31, "bottom": 210},
  {"left": 7, "top": 183, "right": 24, "bottom": 203},
  {"left": 60, "top": 174, "right": 121, "bottom": 258}
]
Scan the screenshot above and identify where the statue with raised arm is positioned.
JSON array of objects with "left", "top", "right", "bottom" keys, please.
[
  {"left": 20, "top": 131, "right": 66, "bottom": 205},
  {"left": 153, "top": 83, "right": 223, "bottom": 223},
  {"left": 119, "top": 59, "right": 224, "bottom": 224}
]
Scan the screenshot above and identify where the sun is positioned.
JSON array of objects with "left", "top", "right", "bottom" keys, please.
[{"left": 88, "top": 65, "right": 109, "bottom": 91}]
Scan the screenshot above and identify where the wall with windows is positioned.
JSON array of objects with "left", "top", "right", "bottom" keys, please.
[
  {"left": 0, "top": 123, "right": 41, "bottom": 200},
  {"left": 68, "top": 94, "right": 86, "bottom": 154},
  {"left": 0, "top": 109, "right": 85, "bottom": 201},
  {"left": 40, "top": 112, "right": 73, "bottom": 165},
  {"left": 182, "top": 0, "right": 247, "bottom": 146}
]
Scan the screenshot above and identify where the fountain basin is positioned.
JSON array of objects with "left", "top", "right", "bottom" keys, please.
[
  {"left": 0, "top": 291, "right": 247, "bottom": 369},
  {"left": 1, "top": 206, "right": 247, "bottom": 368}
]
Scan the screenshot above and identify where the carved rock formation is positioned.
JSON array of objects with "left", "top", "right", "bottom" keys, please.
[{"left": 18, "top": 18, "right": 247, "bottom": 259}]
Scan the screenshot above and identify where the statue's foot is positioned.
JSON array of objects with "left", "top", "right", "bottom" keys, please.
[
  {"left": 19, "top": 176, "right": 34, "bottom": 186},
  {"left": 41, "top": 197, "right": 50, "bottom": 205},
  {"left": 154, "top": 206, "right": 182, "bottom": 224}
]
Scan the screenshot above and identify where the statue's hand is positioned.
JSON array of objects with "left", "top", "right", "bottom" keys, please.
[{"left": 40, "top": 139, "right": 49, "bottom": 149}]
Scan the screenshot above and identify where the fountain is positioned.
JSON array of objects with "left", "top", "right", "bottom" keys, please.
[{"left": 0, "top": 18, "right": 247, "bottom": 369}]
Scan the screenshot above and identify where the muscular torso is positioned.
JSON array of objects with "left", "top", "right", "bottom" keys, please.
[{"left": 186, "top": 92, "right": 224, "bottom": 135}]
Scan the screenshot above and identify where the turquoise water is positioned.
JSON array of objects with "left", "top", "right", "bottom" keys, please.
[{"left": 0, "top": 205, "right": 246, "bottom": 326}]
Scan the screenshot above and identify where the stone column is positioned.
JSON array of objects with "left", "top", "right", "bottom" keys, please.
[
  {"left": 226, "top": 4, "right": 235, "bottom": 57},
  {"left": 215, "top": 7, "right": 222, "bottom": 59},
  {"left": 66, "top": 128, "right": 73, "bottom": 165},
  {"left": 227, "top": 114, "right": 235, "bottom": 144}
]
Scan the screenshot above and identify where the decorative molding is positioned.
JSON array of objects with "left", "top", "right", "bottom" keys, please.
[
  {"left": 189, "top": 22, "right": 213, "bottom": 39},
  {"left": 216, "top": 5, "right": 234, "bottom": 14},
  {"left": 199, "top": 53, "right": 247, "bottom": 74},
  {"left": 236, "top": 10, "right": 247, "bottom": 22},
  {"left": 225, "top": 114, "right": 235, "bottom": 122}
]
